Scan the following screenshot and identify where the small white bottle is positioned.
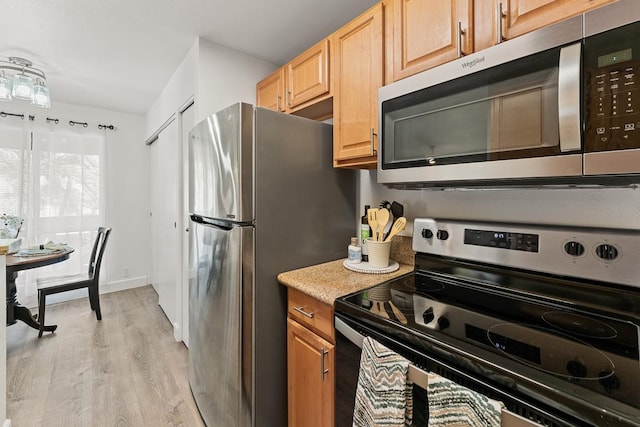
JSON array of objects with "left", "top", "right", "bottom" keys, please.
[{"left": 348, "top": 237, "right": 362, "bottom": 263}]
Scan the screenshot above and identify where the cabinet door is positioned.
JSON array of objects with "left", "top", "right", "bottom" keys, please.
[
  {"left": 286, "top": 38, "right": 330, "bottom": 109},
  {"left": 333, "top": 3, "right": 383, "bottom": 168},
  {"left": 287, "top": 319, "right": 335, "bottom": 427},
  {"left": 499, "top": 0, "right": 614, "bottom": 41},
  {"left": 391, "top": 0, "right": 472, "bottom": 82},
  {"left": 256, "top": 68, "right": 284, "bottom": 112}
]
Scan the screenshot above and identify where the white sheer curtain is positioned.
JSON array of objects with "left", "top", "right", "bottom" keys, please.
[{"left": 0, "top": 119, "right": 107, "bottom": 307}]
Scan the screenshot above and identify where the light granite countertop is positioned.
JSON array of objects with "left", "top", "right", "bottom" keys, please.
[
  {"left": 277, "top": 259, "right": 414, "bottom": 305},
  {"left": 278, "top": 236, "right": 415, "bottom": 305}
]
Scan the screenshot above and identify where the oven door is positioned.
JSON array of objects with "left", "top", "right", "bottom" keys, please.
[
  {"left": 335, "top": 314, "right": 547, "bottom": 427},
  {"left": 377, "top": 16, "right": 583, "bottom": 186}
]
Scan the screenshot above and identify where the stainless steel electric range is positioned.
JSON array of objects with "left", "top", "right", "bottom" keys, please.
[{"left": 334, "top": 218, "right": 640, "bottom": 427}]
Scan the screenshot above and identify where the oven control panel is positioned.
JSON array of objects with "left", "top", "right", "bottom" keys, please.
[
  {"left": 413, "top": 218, "right": 640, "bottom": 288},
  {"left": 464, "top": 229, "right": 539, "bottom": 252}
]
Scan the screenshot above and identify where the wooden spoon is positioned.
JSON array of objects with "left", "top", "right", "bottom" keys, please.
[
  {"left": 367, "top": 208, "right": 379, "bottom": 242},
  {"left": 376, "top": 208, "right": 390, "bottom": 241},
  {"left": 384, "top": 217, "right": 407, "bottom": 242},
  {"left": 376, "top": 302, "right": 390, "bottom": 319},
  {"left": 389, "top": 301, "right": 408, "bottom": 324}
]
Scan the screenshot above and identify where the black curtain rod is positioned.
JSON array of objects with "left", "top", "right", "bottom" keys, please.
[
  {"left": 0, "top": 112, "right": 34, "bottom": 120},
  {"left": 1, "top": 113, "right": 115, "bottom": 130}
]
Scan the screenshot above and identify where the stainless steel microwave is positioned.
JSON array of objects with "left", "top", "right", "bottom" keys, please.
[{"left": 378, "top": 0, "right": 640, "bottom": 186}]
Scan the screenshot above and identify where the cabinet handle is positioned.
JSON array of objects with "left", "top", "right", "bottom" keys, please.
[
  {"left": 276, "top": 94, "right": 281, "bottom": 111},
  {"left": 320, "top": 348, "right": 329, "bottom": 381},
  {"left": 496, "top": 2, "right": 506, "bottom": 44},
  {"left": 370, "top": 127, "right": 377, "bottom": 157},
  {"left": 293, "top": 306, "right": 314, "bottom": 318},
  {"left": 286, "top": 90, "right": 291, "bottom": 108},
  {"left": 457, "top": 21, "right": 466, "bottom": 58}
]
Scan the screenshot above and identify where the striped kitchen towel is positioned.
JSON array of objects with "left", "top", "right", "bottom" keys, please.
[
  {"left": 352, "top": 337, "right": 413, "bottom": 427},
  {"left": 427, "top": 372, "right": 504, "bottom": 427}
]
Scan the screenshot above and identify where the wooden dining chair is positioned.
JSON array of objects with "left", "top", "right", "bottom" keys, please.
[{"left": 36, "top": 227, "right": 112, "bottom": 337}]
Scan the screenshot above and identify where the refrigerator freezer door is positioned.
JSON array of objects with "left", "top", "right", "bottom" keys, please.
[
  {"left": 189, "top": 103, "right": 254, "bottom": 222},
  {"left": 189, "top": 219, "right": 253, "bottom": 427}
]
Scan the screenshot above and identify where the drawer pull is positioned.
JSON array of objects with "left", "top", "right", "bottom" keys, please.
[{"left": 293, "top": 306, "right": 314, "bottom": 318}]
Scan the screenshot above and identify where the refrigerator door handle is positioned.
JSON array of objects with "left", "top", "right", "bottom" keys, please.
[{"left": 190, "top": 214, "right": 244, "bottom": 231}]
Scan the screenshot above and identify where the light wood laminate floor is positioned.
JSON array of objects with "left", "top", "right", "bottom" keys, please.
[{"left": 6, "top": 285, "right": 205, "bottom": 427}]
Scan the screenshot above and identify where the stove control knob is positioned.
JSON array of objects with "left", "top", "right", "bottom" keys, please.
[
  {"left": 437, "top": 317, "right": 450, "bottom": 330},
  {"left": 596, "top": 244, "right": 619, "bottom": 260},
  {"left": 421, "top": 228, "right": 433, "bottom": 239},
  {"left": 436, "top": 230, "right": 449, "bottom": 240},
  {"left": 564, "top": 241, "right": 585, "bottom": 257},
  {"left": 422, "top": 307, "right": 435, "bottom": 324},
  {"left": 566, "top": 360, "right": 587, "bottom": 378},
  {"left": 598, "top": 371, "right": 621, "bottom": 392}
]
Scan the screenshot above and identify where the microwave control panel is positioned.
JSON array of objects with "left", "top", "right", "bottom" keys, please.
[{"left": 585, "top": 22, "right": 640, "bottom": 152}]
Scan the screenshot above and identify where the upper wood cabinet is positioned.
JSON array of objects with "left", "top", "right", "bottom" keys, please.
[
  {"left": 388, "top": 0, "right": 614, "bottom": 82},
  {"left": 256, "top": 68, "right": 284, "bottom": 112},
  {"left": 497, "top": 0, "right": 615, "bottom": 43},
  {"left": 287, "top": 39, "right": 331, "bottom": 109},
  {"left": 388, "top": 0, "right": 473, "bottom": 82},
  {"left": 256, "top": 38, "right": 332, "bottom": 119},
  {"left": 333, "top": 3, "right": 384, "bottom": 168}
]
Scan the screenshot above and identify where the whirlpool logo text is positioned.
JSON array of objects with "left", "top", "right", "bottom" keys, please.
[{"left": 461, "top": 56, "right": 485, "bottom": 69}]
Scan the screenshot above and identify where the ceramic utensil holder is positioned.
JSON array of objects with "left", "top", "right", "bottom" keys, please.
[{"left": 367, "top": 238, "right": 391, "bottom": 268}]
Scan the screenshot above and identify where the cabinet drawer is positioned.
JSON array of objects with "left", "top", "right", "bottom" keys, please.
[{"left": 288, "top": 288, "right": 334, "bottom": 343}]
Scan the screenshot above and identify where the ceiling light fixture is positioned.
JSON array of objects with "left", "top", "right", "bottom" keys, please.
[{"left": 0, "top": 57, "right": 51, "bottom": 108}]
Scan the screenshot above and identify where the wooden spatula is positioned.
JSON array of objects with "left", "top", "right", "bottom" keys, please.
[
  {"left": 367, "top": 208, "right": 379, "bottom": 241},
  {"left": 376, "top": 208, "right": 390, "bottom": 241},
  {"left": 384, "top": 217, "right": 407, "bottom": 242}
]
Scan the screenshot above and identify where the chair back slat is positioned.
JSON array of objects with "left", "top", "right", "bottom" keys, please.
[{"left": 88, "top": 227, "right": 111, "bottom": 280}]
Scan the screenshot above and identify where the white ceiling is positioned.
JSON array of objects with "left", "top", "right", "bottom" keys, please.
[{"left": 1, "top": 0, "right": 378, "bottom": 116}]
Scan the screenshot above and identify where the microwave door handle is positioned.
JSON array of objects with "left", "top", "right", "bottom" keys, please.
[{"left": 558, "top": 42, "right": 582, "bottom": 152}]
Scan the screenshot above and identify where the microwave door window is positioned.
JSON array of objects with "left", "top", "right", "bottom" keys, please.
[
  {"left": 383, "top": 48, "right": 563, "bottom": 169},
  {"left": 392, "top": 96, "right": 491, "bottom": 163}
]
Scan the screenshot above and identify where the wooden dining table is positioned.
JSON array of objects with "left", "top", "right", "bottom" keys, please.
[{"left": 5, "top": 249, "right": 73, "bottom": 332}]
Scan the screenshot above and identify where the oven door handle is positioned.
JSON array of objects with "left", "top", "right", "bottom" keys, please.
[
  {"left": 335, "top": 316, "right": 365, "bottom": 349},
  {"left": 336, "top": 316, "right": 430, "bottom": 388},
  {"left": 335, "top": 315, "right": 551, "bottom": 427}
]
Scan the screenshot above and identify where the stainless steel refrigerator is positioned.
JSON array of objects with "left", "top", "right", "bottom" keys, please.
[{"left": 188, "top": 103, "right": 355, "bottom": 427}]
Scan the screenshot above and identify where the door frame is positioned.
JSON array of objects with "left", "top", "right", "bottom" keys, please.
[{"left": 178, "top": 98, "right": 195, "bottom": 345}]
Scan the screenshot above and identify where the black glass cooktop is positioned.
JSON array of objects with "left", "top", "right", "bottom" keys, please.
[{"left": 335, "top": 255, "right": 640, "bottom": 414}]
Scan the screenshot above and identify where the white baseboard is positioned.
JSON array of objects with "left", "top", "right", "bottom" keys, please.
[
  {"left": 173, "top": 321, "right": 182, "bottom": 342},
  {"left": 100, "top": 275, "right": 148, "bottom": 294},
  {"left": 22, "top": 275, "right": 149, "bottom": 308}
]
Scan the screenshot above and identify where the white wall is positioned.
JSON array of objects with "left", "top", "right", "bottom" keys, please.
[
  {"left": 195, "top": 38, "right": 277, "bottom": 122},
  {"left": 358, "top": 170, "right": 640, "bottom": 236},
  {"left": 145, "top": 42, "right": 198, "bottom": 139},
  {"left": 0, "top": 101, "right": 149, "bottom": 297},
  {"left": 145, "top": 37, "right": 277, "bottom": 140}
]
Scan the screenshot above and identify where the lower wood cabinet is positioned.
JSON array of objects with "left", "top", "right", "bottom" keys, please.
[
  {"left": 287, "top": 319, "right": 335, "bottom": 427},
  {"left": 287, "top": 288, "right": 335, "bottom": 427}
]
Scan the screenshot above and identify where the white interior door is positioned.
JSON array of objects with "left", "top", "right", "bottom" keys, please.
[
  {"left": 180, "top": 102, "right": 195, "bottom": 346},
  {"left": 149, "top": 119, "right": 179, "bottom": 327}
]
